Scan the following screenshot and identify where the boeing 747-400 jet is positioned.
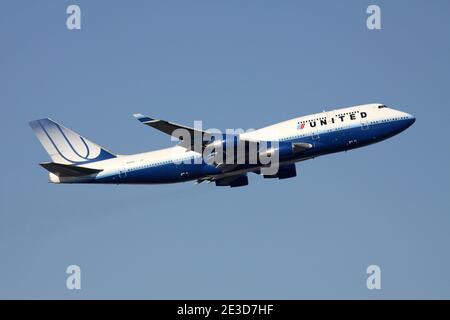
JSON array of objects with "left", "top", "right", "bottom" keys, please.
[{"left": 29, "top": 103, "right": 415, "bottom": 187}]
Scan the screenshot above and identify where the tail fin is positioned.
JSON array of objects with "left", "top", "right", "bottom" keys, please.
[{"left": 29, "top": 118, "right": 117, "bottom": 165}]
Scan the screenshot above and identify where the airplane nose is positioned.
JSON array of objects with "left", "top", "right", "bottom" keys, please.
[{"left": 403, "top": 113, "right": 416, "bottom": 128}]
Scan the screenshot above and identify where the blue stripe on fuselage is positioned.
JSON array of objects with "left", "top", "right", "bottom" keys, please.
[{"left": 94, "top": 118, "right": 414, "bottom": 184}]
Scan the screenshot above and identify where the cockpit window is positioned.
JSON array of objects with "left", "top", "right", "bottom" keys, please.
[{"left": 378, "top": 105, "right": 387, "bottom": 109}]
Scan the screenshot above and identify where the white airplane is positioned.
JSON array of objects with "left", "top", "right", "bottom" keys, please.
[{"left": 29, "top": 103, "right": 415, "bottom": 187}]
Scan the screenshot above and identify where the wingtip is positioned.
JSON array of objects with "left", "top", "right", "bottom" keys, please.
[{"left": 133, "top": 113, "right": 154, "bottom": 123}]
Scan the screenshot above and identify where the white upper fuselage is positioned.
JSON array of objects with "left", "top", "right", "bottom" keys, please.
[{"left": 240, "top": 103, "right": 412, "bottom": 141}]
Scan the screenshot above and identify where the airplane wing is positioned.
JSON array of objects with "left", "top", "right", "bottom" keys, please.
[
  {"left": 134, "top": 114, "right": 313, "bottom": 171},
  {"left": 133, "top": 114, "right": 214, "bottom": 151}
]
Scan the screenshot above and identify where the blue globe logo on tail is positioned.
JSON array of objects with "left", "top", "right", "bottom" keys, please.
[{"left": 29, "top": 118, "right": 116, "bottom": 165}]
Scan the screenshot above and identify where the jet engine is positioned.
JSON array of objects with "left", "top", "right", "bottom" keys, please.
[{"left": 263, "top": 163, "right": 297, "bottom": 179}]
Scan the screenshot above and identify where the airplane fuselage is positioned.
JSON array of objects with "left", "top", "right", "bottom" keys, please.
[{"left": 39, "top": 103, "right": 415, "bottom": 186}]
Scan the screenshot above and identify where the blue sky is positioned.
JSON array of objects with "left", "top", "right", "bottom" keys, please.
[{"left": 1, "top": 0, "right": 449, "bottom": 299}]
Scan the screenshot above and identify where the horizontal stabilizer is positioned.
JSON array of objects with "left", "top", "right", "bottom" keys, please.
[{"left": 40, "top": 162, "right": 103, "bottom": 177}]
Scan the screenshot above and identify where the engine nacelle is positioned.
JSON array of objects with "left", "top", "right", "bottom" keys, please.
[
  {"left": 215, "top": 175, "right": 249, "bottom": 187},
  {"left": 259, "top": 141, "right": 296, "bottom": 162},
  {"left": 205, "top": 138, "right": 311, "bottom": 166},
  {"left": 263, "top": 163, "right": 297, "bottom": 179}
]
